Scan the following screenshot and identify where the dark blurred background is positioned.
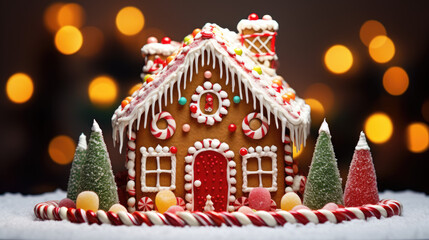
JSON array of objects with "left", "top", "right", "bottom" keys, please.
[{"left": 1, "top": 0, "right": 428, "bottom": 195}]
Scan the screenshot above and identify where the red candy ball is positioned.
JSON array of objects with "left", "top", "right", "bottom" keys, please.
[
  {"left": 190, "top": 105, "right": 198, "bottom": 113},
  {"left": 248, "top": 187, "right": 271, "bottom": 211},
  {"left": 248, "top": 13, "right": 259, "bottom": 20},
  {"left": 170, "top": 146, "right": 177, "bottom": 154},
  {"left": 59, "top": 198, "right": 76, "bottom": 209},
  {"left": 228, "top": 124, "right": 237, "bottom": 132},
  {"left": 161, "top": 37, "right": 171, "bottom": 44},
  {"left": 239, "top": 148, "right": 248, "bottom": 156}
]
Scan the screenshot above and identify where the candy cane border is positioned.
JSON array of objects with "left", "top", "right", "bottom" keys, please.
[
  {"left": 126, "top": 130, "right": 137, "bottom": 212},
  {"left": 184, "top": 139, "right": 236, "bottom": 212},
  {"left": 283, "top": 134, "right": 306, "bottom": 194},
  {"left": 34, "top": 199, "right": 403, "bottom": 227}
]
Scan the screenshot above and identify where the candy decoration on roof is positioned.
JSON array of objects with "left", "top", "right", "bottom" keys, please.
[
  {"left": 344, "top": 131, "right": 379, "bottom": 207},
  {"left": 66, "top": 133, "right": 87, "bottom": 202},
  {"left": 81, "top": 120, "right": 119, "bottom": 211},
  {"left": 303, "top": 119, "right": 344, "bottom": 210}
]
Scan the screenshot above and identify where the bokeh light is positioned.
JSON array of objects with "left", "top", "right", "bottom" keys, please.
[
  {"left": 79, "top": 26, "right": 104, "bottom": 57},
  {"left": 57, "top": 3, "right": 85, "bottom": 28},
  {"left": 88, "top": 75, "right": 118, "bottom": 107},
  {"left": 44, "top": 2, "right": 64, "bottom": 33},
  {"left": 129, "top": 83, "right": 142, "bottom": 96},
  {"left": 48, "top": 135, "right": 76, "bottom": 165},
  {"left": 369, "top": 35, "right": 395, "bottom": 63},
  {"left": 6, "top": 73, "right": 34, "bottom": 104},
  {"left": 293, "top": 144, "right": 303, "bottom": 158},
  {"left": 304, "top": 83, "right": 334, "bottom": 112},
  {"left": 55, "top": 26, "right": 83, "bottom": 55},
  {"left": 116, "top": 6, "right": 145, "bottom": 36},
  {"left": 359, "top": 20, "right": 387, "bottom": 47},
  {"left": 364, "top": 112, "right": 393, "bottom": 144},
  {"left": 406, "top": 122, "right": 429, "bottom": 153},
  {"left": 305, "top": 98, "right": 325, "bottom": 125},
  {"left": 422, "top": 99, "right": 429, "bottom": 123},
  {"left": 324, "top": 45, "right": 353, "bottom": 74},
  {"left": 383, "top": 66, "right": 409, "bottom": 96}
]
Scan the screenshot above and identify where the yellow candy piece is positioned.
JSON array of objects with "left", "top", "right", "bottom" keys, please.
[
  {"left": 155, "top": 190, "right": 176, "bottom": 213},
  {"left": 280, "top": 192, "right": 302, "bottom": 211},
  {"left": 76, "top": 191, "right": 99, "bottom": 211},
  {"left": 109, "top": 203, "right": 127, "bottom": 213}
]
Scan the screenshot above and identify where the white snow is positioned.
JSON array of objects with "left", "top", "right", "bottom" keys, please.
[
  {"left": 92, "top": 119, "right": 102, "bottom": 133},
  {"left": 77, "top": 133, "right": 87, "bottom": 150},
  {"left": 356, "top": 131, "right": 370, "bottom": 150},
  {"left": 1, "top": 190, "right": 428, "bottom": 240},
  {"left": 319, "top": 118, "right": 331, "bottom": 136}
]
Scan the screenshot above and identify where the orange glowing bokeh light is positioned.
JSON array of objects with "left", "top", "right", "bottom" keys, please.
[
  {"left": 79, "top": 26, "right": 104, "bottom": 57},
  {"left": 57, "top": 3, "right": 85, "bottom": 28},
  {"left": 304, "top": 83, "right": 334, "bottom": 112},
  {"left": 359, "top": 20, "right": 387, "bottom": 47},
  {"left": 44, "top": 2, "right": 64, "bottom": 33},
  {"left": 324, "top": 45, "right": 353, "bottom": 74},
  {"left": 88, "top": 75, "right": 118, "bottom": 107},
  {"left": 6, "top": 73, "right": 34, "bottom": 104},
  {"left": 129, "top": 83, "right": 143, "bottom": 96},
  {"left": 116, "top": 6, "right": 145, "bottom": 36},
  {"left": 406, "top": 122, "right": 429, "bottom": 153},
  {"left": 48, "top": 135, "right": 76, "bottom": 165},
  {"left": 305, "top": 98, "right": 325, "bottom": 126},
  {"left": 293, "top": 144, "right": 304, "bottom": 158},
  {"left": 364, "top": 112, "right": 393, "bottom": 144},
  {"left": 383, "top": 66, "right": 409, "bottom": 96},
  {"left": 369, "top": 36, "right": 395, "bottom": 63},
  {"left": 55, "top": 26, "right": 83, "bottom": 55}
]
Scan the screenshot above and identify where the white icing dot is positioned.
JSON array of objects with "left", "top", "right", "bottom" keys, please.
[
  {"left": 203, "top": 81, "right": 213, "bottom": 89},
  {"left": 185, "top": 156, "right": 193, "bottom": 163},
  {"left": 206, "top": 117, "right": 215, "bottom": 125},
  {"left": 148, "top": 147, "right": 154, "bottom": 153},
  {"left": 230, "top": 177, "right": 236, "bottom": 184},
  {"left": 229, "top": 196, "right": 236, "bottom": 202},
  {"left": 196, "top": 86, "right": 204, "bottom": 93},
  {"left": 228, "top": 206, "right": 235, "bottom": 212},
  {"left": 211, "top": 139, "right": 220, "bottom": 148},
  {"left": 219, "top": 143, "right": 229, "bottom": 151},
  {"left": 226, "top": 151, "right": 235, "bottom": 158},
  {"left": 184, "top": 174, "right": 192, "bottom": 181},
  {"left": 230, "top": 187, "right": 237, "bottom": 194},
  {"left": 185, "top": 183, "right": 192, "bottom": 191},
  {"left": 271, "top": 145, "right": 277, "bottom": 152},
  {"left": 186, "top": 203, "right": 192, "bottom": 211},
  {"left": 191, "top": 94, "right": 198, "bottom": 101},
  {"left": 230, "top": 169, "right": 237, "bottom": 176},
  {"left": 155, "top": 145, "right": 162, "bottom": 153},
  {"left": 228, "top": 160, "right": 236, "bottom": 167},
  {"left": 194, "top": 180, "right": 201, "bottom": 187},
  {"left": 188, "top": 147, "right": 196, "bottom": 154},
  {"left": 256, "top": 146, "right": 262, "bottom": 153},
  {"left": 219, "top": 91, "right": 228, "bottom": 98},
  {"left": 185, "top": 165, "right": 192, "bottom": 173},
  {"left": 126, "top": 161, "right": 134, "bottom": 169},
  {"left": 213, "top": 83, "right": 221, "bottom": 91},
  {"left": 203, "top": 139, "right": 210, "bottom": 148},
  {"left": 264, "top": 146, "right": 270, "bottom": 152},
  {"left": 127, "top": 197, "right": 136, "bottom": 207},
  {"left": 197, "top": 116, "right": 206, "bottom": 123},
  {"left": 248, "top": 147, "right": 255, "bottom": 153},
  {"left": 185, "top": 194, "right": 192, "bottom": 202},
  {"left": 141, "top": 147, "right": 147, "bottom": 153},
  {"left": 162, "top": 146, "right": 169, "bottom": 153}
]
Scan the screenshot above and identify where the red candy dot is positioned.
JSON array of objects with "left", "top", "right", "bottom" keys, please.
[
  {"left": 228, "top": 124, "right": 237, "bottom": 132},
  {"left": 239, "top": 148, "right": 248, "bottom": 156},
  {"left": 170, "top": 146, "right": 177, "bottom": 154},
  {"left": 190, "top": 105, "right": 198, "bottom": 113},
  {"left": 161, "top": 37, "right": 171, "bottom": 44},
  {"left": 248, "top": 13, "right": 259, "bottom": 20}
]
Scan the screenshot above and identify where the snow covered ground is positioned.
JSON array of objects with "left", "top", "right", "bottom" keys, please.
[{"left": 0, "top": 190, "right": 428, "bottom": 240}]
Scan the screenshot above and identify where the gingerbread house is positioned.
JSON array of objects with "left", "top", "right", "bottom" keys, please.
[{"left": 112, "top": 14, "right": 311, "bottom": 213}]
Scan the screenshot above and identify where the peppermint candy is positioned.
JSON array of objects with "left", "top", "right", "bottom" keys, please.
[
  {"left": 242, "top": 112, "right": 269, "bottom": 139},
  {"left": 150, "top": 111, "right": 176, "bottom": 140},
  {"left": 176, "top": 197, "right": 186, "bottom": 208},
  {"left": 233, "top": 197, "right": 249, "bottom": 211},
  {"left": 138, "top": 197, "right": 154, "bottom": 211},
  {"left": 270, "top": 199, "right": 277, "bottom": 211}
]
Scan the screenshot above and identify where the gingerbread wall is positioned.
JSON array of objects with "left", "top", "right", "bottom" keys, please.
[{"left": 134, "top": 55, "right": 288, "bottom": 209}]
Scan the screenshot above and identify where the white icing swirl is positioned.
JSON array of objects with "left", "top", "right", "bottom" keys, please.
[
  {"left": 237, "top": 19, "right": 279, "bottom": 33},
  {"left": 355, "top": 131, "right": 370, "bottom": 150},
  {"left": 141, "top": 42, "right": 180, "bottom": 56}
]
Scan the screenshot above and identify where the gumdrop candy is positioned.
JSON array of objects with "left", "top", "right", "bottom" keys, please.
[
  {"left": 76, "top": 191, "right": 99, "bottom": 211},
  {"left": 292, "top": 205, "right": 310, "bottom": 211},
  {"left": 280, "top": 192, "right": 302, "bottom": 211},
  {"left": 238, "top": 206, "right": 254, "bottom": 214},
  {"left": 59, "top": 198, "right": 76, "bottom": 209},
  {"left": 344, "top": 131, "right": 379, "bottom": 207},
  {"left": 248, "top": 187, "right": 271, "bottom": 211},
  {"left": 109, "top": 203, "right": 127, "bottom": 213},
  {"left": 166, "top": 205, "right": 184, "bottom": 214},
  {"left": 155, "top": 190, "right": 176, "bottom": 213},
  {"left": 322, "top": 202, "right": 339, "bottom": 211}
]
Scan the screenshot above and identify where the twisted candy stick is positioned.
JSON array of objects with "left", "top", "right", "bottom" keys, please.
[{"left": 34, "top": 199, "right": 402, "bottom": 227}]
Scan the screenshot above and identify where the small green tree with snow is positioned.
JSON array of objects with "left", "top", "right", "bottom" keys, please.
[
  {"left": 303, "top": 119, "right": 343, "bottom": 209},
  {"left": 66, "top": 133, "right": 87, "bottom": 202},
  {"left": 81, "top": 120, "right": 118, "bottom": 211}
]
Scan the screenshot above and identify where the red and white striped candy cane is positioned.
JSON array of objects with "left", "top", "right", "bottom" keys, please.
[
  {"left": 233, "top": 197, "right": 249, "bottom": 211},
  {"left": 270, "top": 199, "right": 277, "bottom": 211},
  {"left": 150, "top": 111, "right": 176, "bottom": 140},
  {"left": 176, "top": 197, "right": 186, "bottom": 208},
  {"left": 138, "top": 197, "right": 154, "bottom": 211},
  {"left": 242, "top": 112, "right": 269, "bottom": 139}
]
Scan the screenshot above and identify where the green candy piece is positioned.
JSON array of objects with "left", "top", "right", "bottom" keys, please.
[
  {"left": 233, "top": 96, "right": 240, "bottom": 104},
  {"left": 178, "top": 97, "right": 187, "bottom": 105}
]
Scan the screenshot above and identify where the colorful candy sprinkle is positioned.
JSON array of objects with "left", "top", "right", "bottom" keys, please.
[
  {"left": 161, "top": 37, "right": 171, "bottom": 44},
  {"left": 228, "top": 124, "right": 237, "bottom": 132},
  {"left": 253, "top": 66, "right": 262, "bottom": 75},
  {"left": 248, "top": 13, "right": 259, "bottom": 20},
  {"left": 192, "top": 28, "right": 201, "bottom": 37},
  {"left": 234, "top": 48, "right": 242, "bottom": 56},
  {"left": 204, "top": 70, "right": 212, "bottom": 79},
  {"left": 182, "top": 124, "right": 190, "bottom": 132}
]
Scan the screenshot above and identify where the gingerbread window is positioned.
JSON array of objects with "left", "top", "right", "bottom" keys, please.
[
  {"left": 240, "top": 146, "right": 278, "bottom": 192},
  {"left": 140, "top": 145, "right": 176, "bottom": 192}
]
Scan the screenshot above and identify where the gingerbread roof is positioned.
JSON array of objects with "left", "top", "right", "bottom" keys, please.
[{"left": 112, "top": 23, "right": 311, "bottom": 151}]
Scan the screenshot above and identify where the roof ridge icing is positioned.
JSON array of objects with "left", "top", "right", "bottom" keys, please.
[{"left": 112, "top": 23, "right": 310, "bottom": 152}]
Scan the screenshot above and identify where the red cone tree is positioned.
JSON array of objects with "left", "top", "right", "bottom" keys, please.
[{"left": 344, "top": 131, "right": 379, "bottom": 207}]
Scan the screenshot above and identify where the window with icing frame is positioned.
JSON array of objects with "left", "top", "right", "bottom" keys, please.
[
  {"left": 241, "top": 146, "right": 278, "bottom": 192},
  {"left": 140, "top": 146, "right": 176, "bottom": 192}
]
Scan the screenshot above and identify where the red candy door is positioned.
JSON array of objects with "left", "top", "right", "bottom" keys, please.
[{"left": 193, "top": 150, "right": 229, "bottom": 211}]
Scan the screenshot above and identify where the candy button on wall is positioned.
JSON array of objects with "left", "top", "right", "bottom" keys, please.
[{"left": 194, "top": 180, "right": 201, "bottom": 187}]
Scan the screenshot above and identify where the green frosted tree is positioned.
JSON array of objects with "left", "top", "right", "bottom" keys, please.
[
  {"left": 81, "top": 120, "right": 118, "bottom": 211},
  {"left": 303, "top": 119, "right": 343, "bottom": 209},
  {"left": 66, "top": 133, "right": 87, "bottom": 202}
]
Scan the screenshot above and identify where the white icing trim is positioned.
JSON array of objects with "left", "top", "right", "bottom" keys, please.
[
  {"left": 231, "top": 212, "right": 252, "bottom": 225},
  {"left": 190, "top": 82, "right": 229, "bottom": 125},
  {"left": 356, "top": 131, "right": 370, "bottom": 150},
  {"left": 78, "top": 133, "right": 87, "bottom": 150},
  {"left": 141, "top": 42, "right": 179, "bottom": 56},
  {"left": 241, "top": 146, "right": 278, "bottom": 192},
  {"left": 318, "top": 118, "right": 330, "bottom": 136},
  {"left": 237, "top": 19, "right": 279, "bottom": 32},
  {"left": 255, "top": 211, "right": 277, "bottom": 227},
  {"left": 185, "top": 139, "right": 236, "bottom": 212},
  {"left": 126, "top": 130, "right": 137, "bottom": 212},
  {"left": 140, "top": 145, "right": 176, "bottom": 192}
]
